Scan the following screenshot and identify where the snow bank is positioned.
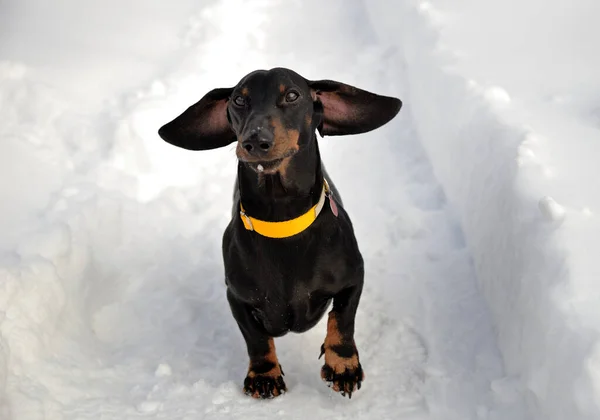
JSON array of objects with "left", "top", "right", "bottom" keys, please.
[
  {"left": 0, "top": 66, "right": 238, "bottom": 419},
  {"left": 367, "top": 1, "right": 600, "bottom": 419}
]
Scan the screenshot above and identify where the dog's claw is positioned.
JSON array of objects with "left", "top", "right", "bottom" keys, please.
[
  {"left": 321, "top": 362, "right": 363, "bottom": 399},
  {"left": 318, "top": 344, "right": 325, "bottom": 360},
  {"left": 244, "top": 373, "right": 287, "bottom": 399}
]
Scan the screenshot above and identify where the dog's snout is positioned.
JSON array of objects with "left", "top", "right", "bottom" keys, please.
[{"left": 241, "top": 128, "right": 273, "bottom": 156}]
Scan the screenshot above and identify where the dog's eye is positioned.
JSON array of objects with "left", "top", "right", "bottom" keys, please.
[
  {"left": 233, "top": 95, "right": 246, "bottom": 107},
  {"left": 285, "top": 91, "right": 299, "bottom": 103}
]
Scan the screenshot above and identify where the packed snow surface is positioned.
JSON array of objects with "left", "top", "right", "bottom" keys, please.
[{"left": 1, "top": 1, "right": 599, "bottom": 419}]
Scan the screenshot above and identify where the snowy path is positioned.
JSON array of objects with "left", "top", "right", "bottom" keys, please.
[{"left": 0, "top": 1, "right": 533, "bottom": 419}]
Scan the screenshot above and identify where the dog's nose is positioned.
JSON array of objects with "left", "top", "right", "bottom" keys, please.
[{"left": 241, "top": 129, "right": 273, "bottom": 156}]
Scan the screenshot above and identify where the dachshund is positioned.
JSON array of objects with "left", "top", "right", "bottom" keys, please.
[{"left": 158, "top": 67, "right": 401, "bottom": 399}]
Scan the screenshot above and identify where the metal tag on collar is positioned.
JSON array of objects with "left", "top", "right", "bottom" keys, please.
[
  {"left": 240, "top": 210, "right": 254, "bottom": 231},
  {"left": 324, "top": 180, "right": 339, "bottom": 217}
]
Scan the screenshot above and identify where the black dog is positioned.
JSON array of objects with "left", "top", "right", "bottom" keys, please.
[{"left": 159, "top": 68, "right": 401, "bottom": 399}]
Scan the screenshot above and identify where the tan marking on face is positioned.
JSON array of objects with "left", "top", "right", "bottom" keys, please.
[
  {"left": 241, "top": 87, "right": 249, "bottom": 96},
  {"left": 279, "top": 84, "right": 286, "bottom": 93},
  {"left": 237, "top": 118, "right": 299, "bottom": 164},
  {"left": 270, "top": 117, "right": 299, "bottom": 156},
  {"left": 305, "top": 114, "right": 312, "bottom": 128},
  {"left": 261, "top": 118, "right": 299, "bottom": 182}
]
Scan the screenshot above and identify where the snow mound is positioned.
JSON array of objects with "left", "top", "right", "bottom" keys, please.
[{"left": 368, "top": 1, "right": 600, "bottom": 418}]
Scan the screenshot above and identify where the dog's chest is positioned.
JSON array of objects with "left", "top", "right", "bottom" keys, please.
[
  {"left": 230, "top": 261, "right": 331, "bottom": 306},
  {"left": 223, "top": 214, "right": 361, "bottom": 334},
  {"left": 226, "top": 251, "right": 337, "bottom": 334},
  {"left": 250, "top": 285, "right": 332, "bottom": 335}
]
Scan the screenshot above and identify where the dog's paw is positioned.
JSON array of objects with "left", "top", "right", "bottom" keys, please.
[
  {"left": 243, "top": 363, "right": 286, "bottom": 399},
  {"left": 319, "top": 343, "right": 364, "bottom": 398}
]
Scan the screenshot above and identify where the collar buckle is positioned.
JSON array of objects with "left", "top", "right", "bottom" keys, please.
[{"left": 240, "top": 210, "right": 254, "bottom": 231}]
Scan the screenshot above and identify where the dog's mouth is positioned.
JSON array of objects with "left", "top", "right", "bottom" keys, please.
[
  {"left": 240, "top": 149, "right": 298, "bottom": 174},
  {"left": 247, "top": 158, "right": 283, "bottom": 173}
]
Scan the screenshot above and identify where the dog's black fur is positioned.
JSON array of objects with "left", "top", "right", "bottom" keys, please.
[{"left": 159, "top": 68, "right": 401, "bottom": 399}]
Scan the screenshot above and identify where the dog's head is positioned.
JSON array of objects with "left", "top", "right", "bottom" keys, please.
[{"left": 158, "top": 68, "right": 401, "bottom": 174}]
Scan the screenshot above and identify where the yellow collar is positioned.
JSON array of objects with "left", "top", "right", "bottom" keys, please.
[{"left": 239, "top": 180, "right": 332, "bottom": 239}]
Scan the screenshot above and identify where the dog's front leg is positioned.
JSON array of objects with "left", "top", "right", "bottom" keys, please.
[
  {"left": 226, "top": 290, "right": 286, "bottom": 398},
  {"left": 320, "top": 282, "right": 364, "bottom": 398}
]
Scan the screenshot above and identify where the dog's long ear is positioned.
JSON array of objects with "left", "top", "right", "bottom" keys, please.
[
  {"left": 308, "top": 80, "right": 402, "bottom": 137},
  {"left": 158, "top": 87, "right": 235, "bottom": 150}
]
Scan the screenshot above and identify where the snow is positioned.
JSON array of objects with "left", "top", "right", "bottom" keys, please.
[
  {"left": 538, "top": 196, "right": 566, "bottom": 223},
  {"left": 368, "top": 1, "right": 600, "bottom": 419},
  {"left": 0, "top": 0, "right": 598, "bottom": 419}
]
